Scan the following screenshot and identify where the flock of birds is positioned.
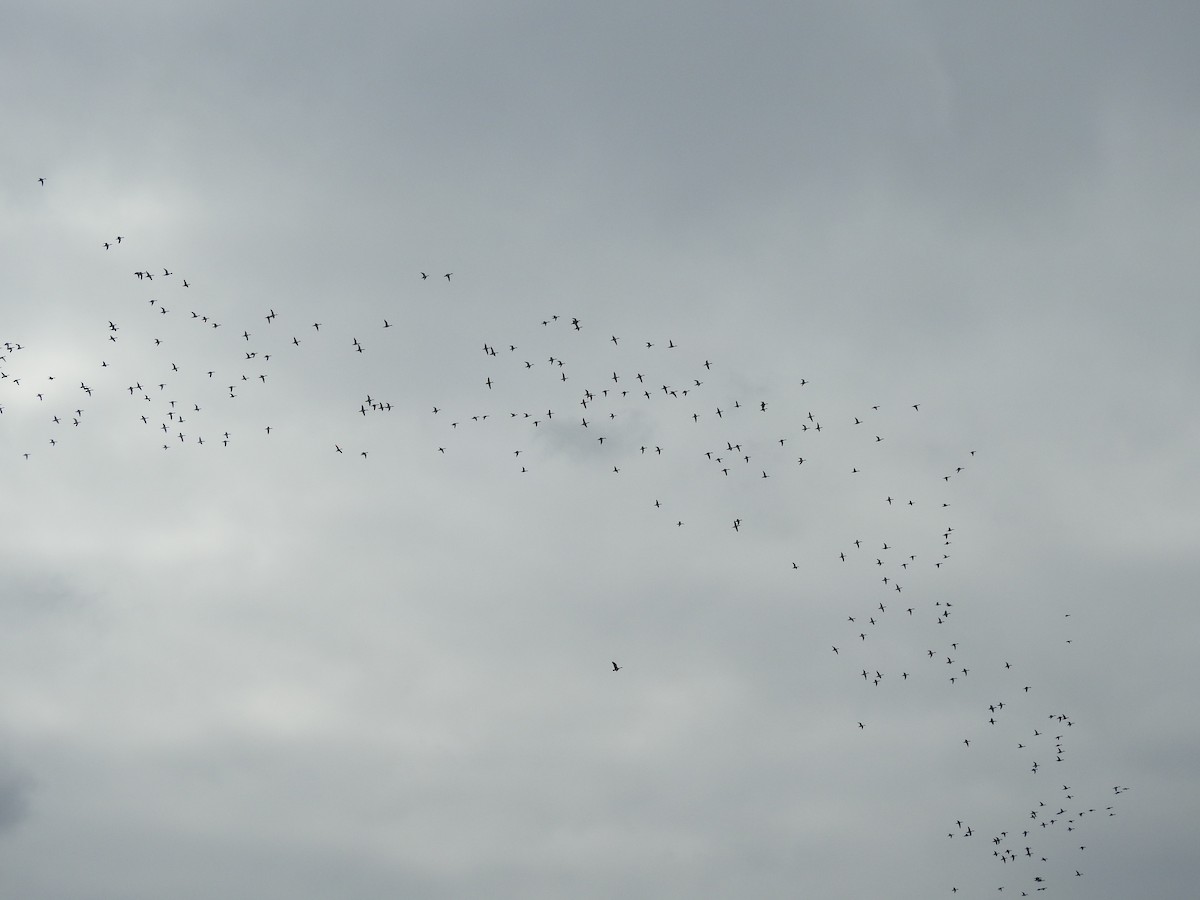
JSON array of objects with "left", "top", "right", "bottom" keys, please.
[{"left": 3, "top": 178, "right": 1132, "bottom": 897}]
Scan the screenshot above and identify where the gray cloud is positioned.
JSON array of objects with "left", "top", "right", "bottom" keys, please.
[
  {"left": 1, "top": 2, "right": 1197, "bottom": 898},
  {"left": 0, "top": 762, "right": 32, "bottom": 835}
]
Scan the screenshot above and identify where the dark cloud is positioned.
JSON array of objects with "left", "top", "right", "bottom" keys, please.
[{"left": 0, "top": 763, "right": 32, "bottom": 835}]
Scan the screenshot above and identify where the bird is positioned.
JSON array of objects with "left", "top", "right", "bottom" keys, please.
[{"left": 611, "top": 661, "right": 621, "bottom": 672}]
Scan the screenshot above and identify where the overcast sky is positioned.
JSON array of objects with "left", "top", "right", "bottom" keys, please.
[{"left": 2, "top": 3, "right": 1198, "bottom": 898}]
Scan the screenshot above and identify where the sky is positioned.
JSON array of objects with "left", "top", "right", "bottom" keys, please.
[{"left": 2, "top": 2, "right": 1198, "bottom": 897}]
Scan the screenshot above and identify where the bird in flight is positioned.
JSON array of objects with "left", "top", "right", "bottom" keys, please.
[{"left": 611, "top": 661, "right": 621, "bottom": 672}]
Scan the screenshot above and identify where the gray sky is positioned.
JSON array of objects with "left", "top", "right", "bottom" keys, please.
[{"left": 2, "top": 3, "right": 1197, "bottom": 897}]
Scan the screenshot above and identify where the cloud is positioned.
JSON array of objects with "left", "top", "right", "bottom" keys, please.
[{"left": 0, "top": 762, "right": 32, "bottom": 835}]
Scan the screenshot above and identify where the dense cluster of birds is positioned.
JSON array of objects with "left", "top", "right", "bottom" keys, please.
[{"left": 3, "top": 177, "right": 1132, "bottom": 896}]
